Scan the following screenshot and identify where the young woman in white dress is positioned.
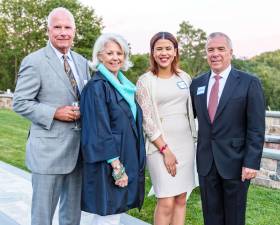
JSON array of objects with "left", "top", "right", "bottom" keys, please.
[{"left": 136, "top": 32, "right": 197, "bottom": 225}]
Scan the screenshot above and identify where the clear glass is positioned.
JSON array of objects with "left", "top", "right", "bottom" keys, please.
[{"left": 72, "top": 101, "right": 81, "bottom": 131}]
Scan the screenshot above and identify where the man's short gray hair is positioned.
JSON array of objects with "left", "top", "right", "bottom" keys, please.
[
  {"left": 92, "top": 33, "right": 133, "bottom": 71},
  {"left": 47, "top": 7, "right": 75, "bottom": 28},
  {"left": 206, "top": 32, "right": 233, "bottom": 49}
]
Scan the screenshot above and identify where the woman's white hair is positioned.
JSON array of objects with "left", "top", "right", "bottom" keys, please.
[
  {"left": 91, "top": 33, "right": 133, "bottom": 71},
  {"left": 47, "top": 7, "right": 75, "bottom": 28}
]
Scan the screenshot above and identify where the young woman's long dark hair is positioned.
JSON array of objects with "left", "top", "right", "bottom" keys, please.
[{"left": 149, "top": 32, "right": 180, "bottom": 75}]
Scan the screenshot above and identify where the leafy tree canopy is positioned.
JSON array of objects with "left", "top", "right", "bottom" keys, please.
[
  {"left": 0, "top": 0, "right": 102, "bottom": 90},
  {"left": 177, "top": 21, "right": 208, "bottom": 76}
]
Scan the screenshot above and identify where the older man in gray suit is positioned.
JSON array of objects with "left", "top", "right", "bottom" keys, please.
[{"left": 13, "top": 7, "right": 90, "bottom": 225}]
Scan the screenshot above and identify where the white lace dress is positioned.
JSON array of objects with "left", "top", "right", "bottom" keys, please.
[{"left": 136, "top": 73, "right": 196, "bottom": 198}]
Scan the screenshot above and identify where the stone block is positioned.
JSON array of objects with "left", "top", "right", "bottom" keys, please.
[
  {"left": 264, "top": 142, "right": 280, "bottom": 150},
  {"left": 260, "top": 158, "right": 277, "bottom": 171},
  {"left": 252, "top": 177, "right": 271, "bottom": 187},
  {"left": 271, "top": 180, "right": 280, "bottom": 189},
  {"left": 269, "top": 174, "right": 280, "bottom": 181},
  {"left": 269, "top": 125, "right": 280, "bottom": 135},
  {"left": 257, "top": 169, "right": 271, "bottom": 178},
  {"left": 266, "top": 113, "right": 280, "bottom": 135},
  {"left": 277, "top": 161, "right": 280, "bottom": 176},
  {"left": 0, "top": 96, "right": 13, "bottom": 109}
]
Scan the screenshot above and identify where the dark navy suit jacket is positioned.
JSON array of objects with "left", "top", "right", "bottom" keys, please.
[
  {"left": 80, "top": 71, "right": 146, "bottom": 215},
  {"left": 190, "top": 68, "right": 265, "bottom": 179}
]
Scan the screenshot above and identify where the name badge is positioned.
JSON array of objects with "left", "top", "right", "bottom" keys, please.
[
  {"left": 197, "top": 86, "right": 206, "bottom": 95},
  {"left": 176, "top": 81, "right": 188, "bottom": 89}
]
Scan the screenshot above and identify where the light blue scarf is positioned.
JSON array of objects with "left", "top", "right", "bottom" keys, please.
[{"left": 97, "top": 63, "right": 137, "bottom": 120}]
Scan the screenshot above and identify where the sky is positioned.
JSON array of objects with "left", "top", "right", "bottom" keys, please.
[{"left": 80, "top": 0, "right": 280, "bottom": 58}]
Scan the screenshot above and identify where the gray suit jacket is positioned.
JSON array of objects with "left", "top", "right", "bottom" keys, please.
[{"left": 13, "top": 43, "right": 90, "bottom": 174}]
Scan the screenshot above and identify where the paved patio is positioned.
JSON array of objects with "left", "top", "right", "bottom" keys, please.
[{"left": 0, "top": 161, "right": 150, "bottom": 225}]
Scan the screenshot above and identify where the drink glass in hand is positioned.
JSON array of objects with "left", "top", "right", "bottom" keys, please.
[{"left": 72, "top": 101, "right": 81, "bottom": 131}]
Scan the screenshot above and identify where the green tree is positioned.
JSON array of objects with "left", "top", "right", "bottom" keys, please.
[
  {"left": 250, "top": 50, "right": 280, "bottom": 109},
  {"left": 0, "top": 0, "right": 102, "bottom": 91},
  {"left": 177, "top": 21, "right": 208, "bottom": 77},
  {"left": 252, "top": 50, "right": 280, "bottom": 70},
  {"left": 232, "top": 54, "right": 280, "bottom": 110},
  {"left": 126, "top": 54, "right": 149, "bottom": 84}
]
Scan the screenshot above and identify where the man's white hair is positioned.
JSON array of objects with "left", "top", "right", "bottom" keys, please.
[
  {"left": 206, "top": 32, "right": 233, "bottom": 49},
  {"left": 47, "top": 7, "right": 75, "bottom": 28}
]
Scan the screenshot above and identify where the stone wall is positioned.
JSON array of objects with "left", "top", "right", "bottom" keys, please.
[
  {"left": 253, "top": 111, "right": 280, "bottom": 189},
  {"left": 252, "top": 149, "right": 280, "bottom": 189},
  {"left": 0, "top": 94, "right": 13, "bottom": 109},
  {"left": 266, "top": 111, "right": 280, "bottom": 135}
]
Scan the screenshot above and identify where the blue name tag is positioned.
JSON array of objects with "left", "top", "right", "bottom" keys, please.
[
  {"left": 176, "top": 81, "right": 188, "bottom": 89},
  {"left": 197, "top": 86, "right": 206, "bottom": 95}
]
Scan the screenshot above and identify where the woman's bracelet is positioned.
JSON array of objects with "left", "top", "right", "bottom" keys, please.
[
  {"left": 112, "top": 163, "right": 125, "bottom": 181},
  {"left": 159, "top": 144, "right": 168, "bottom": 154}
]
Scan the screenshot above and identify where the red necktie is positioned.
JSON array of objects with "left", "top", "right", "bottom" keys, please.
[{"left": 208, "top": 75, "right": 221, "bottom": 123}]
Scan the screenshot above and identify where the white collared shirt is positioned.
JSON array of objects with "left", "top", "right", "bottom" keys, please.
[
  {"left": 49, "top": 41, "right": 82, "bottom": 92},
  {"left": 207, "top": 65, "right": 232, "bottom": 107}
]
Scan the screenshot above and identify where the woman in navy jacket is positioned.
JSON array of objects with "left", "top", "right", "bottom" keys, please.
[{"left": 80, "top": 33, "right": 146, "bottom": 225}]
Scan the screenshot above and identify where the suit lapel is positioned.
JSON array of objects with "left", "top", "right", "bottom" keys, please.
[
  {"left": 214, "top": 69, "right": 240, "bottom": 122},
  {"left": 199, "top": 72, "right": 211, "bottom": 123},
  {"left": 44, "top": 44, "right": 76, "bottom": 98}
]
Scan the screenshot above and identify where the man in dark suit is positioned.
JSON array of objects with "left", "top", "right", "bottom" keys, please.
[
  {"left": 13, "top": 7, "right": 90, "bottom": 225},
  {"left": 190, "top": 32, "right": 265, "bottom": 225}
]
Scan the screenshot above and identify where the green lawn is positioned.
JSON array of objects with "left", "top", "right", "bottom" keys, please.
[
  {"left": 0, "top": 109, "right": 29, "bottom": 170},
  {"left": 0, "top": 109, "right": 279, "bottom": 225}
]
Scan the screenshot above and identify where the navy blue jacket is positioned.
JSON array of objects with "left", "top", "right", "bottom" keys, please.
[
  {"left": 190, "top": 68, "right": 265, "bottom": 179},
  {"left": 80, "top": 71, "right": 146, "bottom": 215}
]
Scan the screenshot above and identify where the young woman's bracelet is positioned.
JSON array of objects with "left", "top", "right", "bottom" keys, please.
[{"left": 159, "top": 144, "right": 168, "bottom": 154}]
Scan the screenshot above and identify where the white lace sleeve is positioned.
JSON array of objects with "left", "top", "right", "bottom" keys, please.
[{"left": 136, "top": 78, "right": 161, "bottom": 142}]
